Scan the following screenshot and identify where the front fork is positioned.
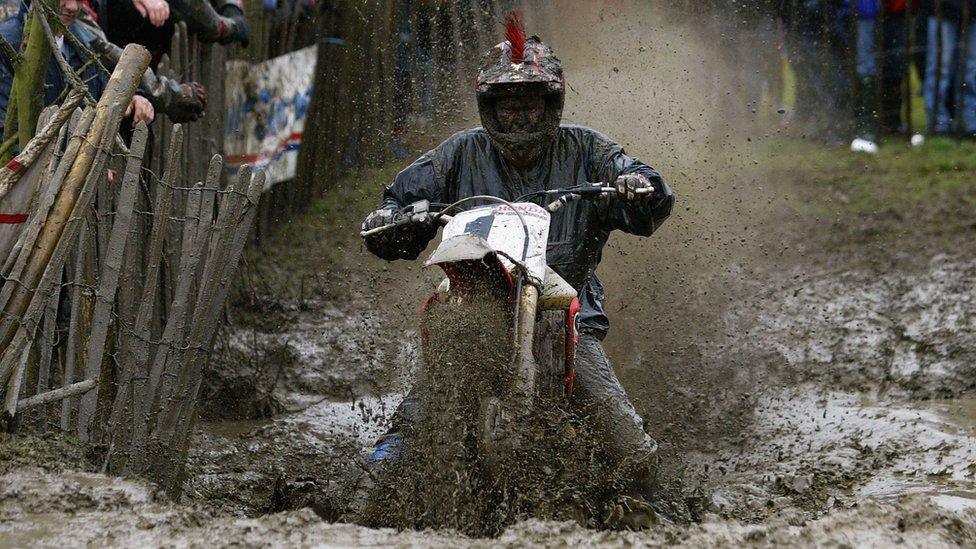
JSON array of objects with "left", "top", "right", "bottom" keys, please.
[
  {"left": 479, "top": 281, "right": 539, "bottom": 474},
  {"left": 512, "top": 282, "right": 540, "bottom": 401}
]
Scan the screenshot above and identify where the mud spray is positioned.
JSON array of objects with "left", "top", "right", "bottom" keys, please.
[
  {"left": 360, "top": 285, "right": 635, "bottom": 536},
  {"left": 4, "top": 1, "right": 976, "bottom": 546},
  {"left": 529, "top": 0, "right": 786, "bottom": 493}
]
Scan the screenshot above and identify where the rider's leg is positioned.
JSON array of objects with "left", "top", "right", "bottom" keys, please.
[
  {"left": 570, "top": 333, "right": 658, "bottom": 494},
  {"left": 368, "top": 383, "right": 426, "bottom": 465}
]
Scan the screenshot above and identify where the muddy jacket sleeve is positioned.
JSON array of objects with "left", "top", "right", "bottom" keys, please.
[
  {"left": 364, "top": 152, "right": 447, "bottom": 261},
  {"left": 588, "top": 131, "right": 674, "bottom": 236}
]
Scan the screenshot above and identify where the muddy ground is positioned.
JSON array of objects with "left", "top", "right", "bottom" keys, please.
[{"left": 3, "top": 1, "right": 976, "bottom": 546}]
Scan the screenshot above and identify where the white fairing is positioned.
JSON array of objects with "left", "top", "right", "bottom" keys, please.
[{"left": 425, "top": 202, "right": 550, "bottom": 286}]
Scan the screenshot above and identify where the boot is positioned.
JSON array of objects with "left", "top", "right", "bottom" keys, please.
[
  {"left": 851, "top": 77, "right": 879, "bottom": 153},
  {"left": 879, "top": 78, "right": 904, "bottom": 135},
  {"left": 604, "top": 453, "right": 669, "bottom": 530}
]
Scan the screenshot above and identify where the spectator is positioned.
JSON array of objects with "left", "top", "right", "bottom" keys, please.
[
  {"left": 390, "top": 0, "right": 436, "bottom": 160},
  {"left": 413, "top": 0, "right": 435, "bottom": 124},
  {"left": 93, "top": 0, "right": 249, "bottom": 69},
  {"left": 78, "top": 5, "right": 206, "bottom": 122},
  {"left": 390, "top": 0, "right": 412, "bottom": 160},
  {"left": 0, "top": 0, "right": 154, "bottom": 140},
  {"left": 717, "top": 0, "right": 782, "bottom": 123},
  {"left": 778, "top": 0, "right": 852, "bottom": 144},
  {"left": 851, "top": 0, "right": 914, "bottom": 153},
  {"left": 923, "top": 0, "right": 976, "bottom": 136}
]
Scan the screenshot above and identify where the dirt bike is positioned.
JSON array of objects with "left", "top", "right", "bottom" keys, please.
[{"left": 361, "top": 183, "right": 651, "bottom": 478}]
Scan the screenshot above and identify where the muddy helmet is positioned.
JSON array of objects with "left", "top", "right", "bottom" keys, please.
[{"left": 477, "top": 11, "right": 565, "bottom": 165}]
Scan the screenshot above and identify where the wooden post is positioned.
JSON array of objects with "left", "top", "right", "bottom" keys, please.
[
  {"left": 0, "top": 89, "right": 84, "bottom": 203},
  {"left": 0, "top": 103, "right": 122, "bottom": 420},
  {"left": 61, "top": 222, "right": 92, "bottom": 428},
  {"left": 75, "top": 123, "right": 149, "bottom": 442},
  {"left": 108, "top": 125, "right": 182, "bottom": 469},
  {"left": 127, "top": 163, "right": 249, "bottom": 476},
  {"left": 0, "top": 45, "right": 150, "bottom": 370},
  {"left": 0, "top": 0, "right": 58, "bottom": 160},
  {"left": 150, "top": 168, "right": 264, "bottom": 494}
]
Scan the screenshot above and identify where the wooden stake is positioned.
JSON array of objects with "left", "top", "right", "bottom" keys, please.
[
  {"left": 0, "top": 44, "right": 150, "bottom": 367},
  {"left": 19, "top": 379, "right": 95, "bottom": 411},
  {"left": 75, "top": 123, "right": 149, "bottom": 441}
]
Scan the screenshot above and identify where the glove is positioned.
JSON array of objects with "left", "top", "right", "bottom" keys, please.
[
  {"left": 361, "top": 208, "right": 396, "bottom": 234},
  {"left": 614, "top": 173, "right": 655, "bottom": 202},
  {"left": 362, "top": 204, "right": 436, "bottom": 261},
  {"left": 166, "top": 82, "right": 206, "bottom": 123},
  {"left": 217, "top": 5, "right": 251, "bottom": 47}
]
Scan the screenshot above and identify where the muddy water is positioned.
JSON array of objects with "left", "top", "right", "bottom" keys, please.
[
  {"left": 5, "top": 1, "right": 976, "bottom": 546},
  {"left": 4, "top": 258, "right": 975, "bottom": 545}
]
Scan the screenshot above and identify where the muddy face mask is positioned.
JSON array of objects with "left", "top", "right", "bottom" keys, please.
[
  {"left": 477, "top": 12, "right": 565, "bottom": 168},
  {"left": 480, "top": 86, "right": 561, "bottom": 168}
]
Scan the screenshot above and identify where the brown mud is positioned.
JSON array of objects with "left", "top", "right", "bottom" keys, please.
[{"left": 3, "top": 1, "right": 976, "bottom": 546}]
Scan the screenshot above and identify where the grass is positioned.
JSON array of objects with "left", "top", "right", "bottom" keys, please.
[
  {"left": 236, "top": 164, "right": 404, "bottom": 307},
  {"left": 252, "top": 165, "right": 401, "bottom": 268},
  {"left": 766, "top": 137, "right": 976, "bottom": 249},
  {"left": 771, "top": 51, "right": 975, "bottom": 239},
  {"left": 0, "top": 432, "right": 85, "bottom": 474}
]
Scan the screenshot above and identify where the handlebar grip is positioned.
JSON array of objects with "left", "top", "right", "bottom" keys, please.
[{"left": 360, "top": 212, "right": 449, "bottom": 237}]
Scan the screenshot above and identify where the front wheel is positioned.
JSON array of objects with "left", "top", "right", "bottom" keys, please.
[{"left": 477, "top": 396, "right": 525, "bottom": 477}]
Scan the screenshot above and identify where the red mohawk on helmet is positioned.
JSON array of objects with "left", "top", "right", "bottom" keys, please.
[
  {"left": 477, "top": 11, "right": 565, "bottom": 165},
  {"left": 505, "top": 10, "right": 526, "bottom": 64}
]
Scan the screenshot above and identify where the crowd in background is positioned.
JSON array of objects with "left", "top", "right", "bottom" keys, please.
[
  {"left": 381, "top": 0, "right": 976, "bottom": 158},
  {"left": 0, "top": 0, "right": 253, "bottom": 152},
  {"left": 726, "top": 0, "right": 976, "bottom": 153}
]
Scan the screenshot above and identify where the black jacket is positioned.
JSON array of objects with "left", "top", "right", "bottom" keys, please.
[{"left": 365, "top": 125, "right": 675, "bottom": 339}]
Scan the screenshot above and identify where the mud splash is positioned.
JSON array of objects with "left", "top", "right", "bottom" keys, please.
[
  {"left": 3, "top": 464, "right": 975, "bottom": 547},
  {"left": 360, "top": 291, "right": 630, "bottom": 536}
]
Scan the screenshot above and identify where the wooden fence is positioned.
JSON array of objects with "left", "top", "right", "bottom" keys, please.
[
  {"left": 0, "top": 0, "right": 514, "bottom": 495},
  {"left": 0, "top": 0, "right": 321, "bottom": 493},
  {"left": 0, "top": 1, "right": 273, "bottom": 493}
]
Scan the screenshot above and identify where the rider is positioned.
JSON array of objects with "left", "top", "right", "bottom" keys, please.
[{"left": 361, "top": 12, "right": 674, "bottom": 526}]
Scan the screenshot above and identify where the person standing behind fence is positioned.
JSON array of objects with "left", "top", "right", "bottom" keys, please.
[
  {"left": 924, "top": 0, "right": 976, "bottom": 136},
  {"left": 0, "top": 0, "right": 154, "bottom": 142},
  {"left": 850, "top": 0, "right": 915, "bottom": 153},
  {"left": 76, "top": 3, "right": 206, "bottom": 123},
  {"left": 778, "top": 0, "right": 852, "bottom": 144},
  {"left": 94, "top": 0, "right": 249, "bottom": 70}
]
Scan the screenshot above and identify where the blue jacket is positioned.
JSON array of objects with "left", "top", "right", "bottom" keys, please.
[
  {"left": 0, "top": 11, "right": 108, "bottom": 138},
  {"left": 853, "top": 0, "right": 881, "bottom": 18},
  {"left": 850, "top": 0, "right": 919, "bottom": 19}
]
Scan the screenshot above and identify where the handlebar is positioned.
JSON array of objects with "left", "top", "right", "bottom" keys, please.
[{"left": 359, "top": 182, "right": 653, "bottom": 237}]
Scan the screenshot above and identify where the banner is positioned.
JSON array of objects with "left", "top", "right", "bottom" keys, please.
[{"left": 224, "top": 45, "right": 316, "bottom": 187}]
